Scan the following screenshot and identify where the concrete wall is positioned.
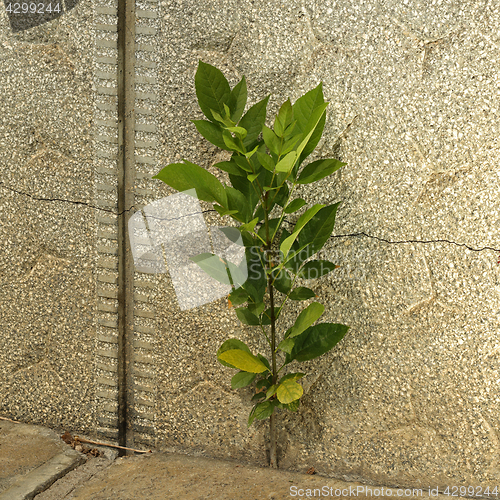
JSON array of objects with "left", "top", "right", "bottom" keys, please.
[
  {"left": 1, "top": 0, "right": 500, "bottom": 491},
  {"left": 0, "top": 0, "right": 96, "bottom": 433}
]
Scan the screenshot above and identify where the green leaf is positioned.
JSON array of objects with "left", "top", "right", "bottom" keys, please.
[
  {"left": 228, "top": 75, "right": 247, "bottom": 122},
  {"left": 235, "top": 307, "right": 260, "bottom": 325},
  {"left": 300, "top": 110, "right": 326, "bottom": 164},
  {"left": 251, "top": 392, "right": 266, "bottom": 401},
  {"left": 275, "top": 151, "right": 297, "bottom": 173},
  {"left": 297, "top": 202, "right": 340, "bottom": 256},
  {"left": 265, "top": 384, "right": 278, "bottom": 400},
  {"left": 153, "top": 160, "right": 227, "bottom": 206},
  {"left": 257, "top": 354, "right": 271, "bottom": 371},
  {"left": 277, "top": 338, "right": 294, "bottom": 354},
  {"left": 281, "top": 134, "right": 301, "bottom": 155},
  {"left": 244, "top": 144, "right": 260, "bottom": 159},
  {"left": 257, "top": 218, "right": 281, "bottom": 242},
  {"left": 240, "top": 247, "right": 266, "bottom": 303},
  {"left": 241, "top": 230, "right": 257, "bottom": 247},
  {"left": 191, "top": 120, "right": 227, "bottom": 150},
  {"left": 240, "top": 95, "right": 270, "bottom": 148},
  {"left": 258, "top": 217, "right": 280, "bottom": 244},
  {"left": 239, "top": 217, "right": 259, "bottom": 232},
  {"left": 218, "top": 226, "right": 243, "bottom": 244},
  {"left": 210, "top": 108, "right": 234, "bottom": 127},
  {"left": 257, "top": 151, "right": 275, "bottom": 172},
  {"left": 190, "top": 253, "right": 232, "bottom": 285},
  {"left": 247, "top": 301, "right": 265, "bottom": 316},
  {"left": 217, "top": 338, "right": 251, "bottom": 368},
  {"left": 256, "top": 378, "right": 271, "bottom": 390},
  {"left": 219, "top": 349, "right": 269, "bottom": 373},
  {"left": 195, "top": 61, "right": 231, "bottom": 123},
  {"left": 271, "top": 267, "right": 292, "bottom": 295},
  {"left": 292, "top": 102, "right": 329, "bottom": 164},
  {"left": 289, "top": 287, "right": 316, "bottom": 301},
  {"left": 287, "top": 302, "right": 324, "bottom": 339},
  {"left": 214, "top": 205, "right": 239, "bottom": 217},
  {"left": 298, "top": 260, "right": 338, "bottom": 280},
  {"left": 272, "top": 183, "right": 290, "bottom": 209},
  {"left": 260, "top": 306, "right": 281, "bottom": 326},
  {"left": 284, "top": 198, "right": 306, "bottom": 214},
  {"left": 297, "top": 158, "right": 345, "bottom": 184},
  {"left": 276, "top": 377, "right": 303, "bottom": 404},
  {"left": 214, "top": 160, "right": 244, "bottom": 176},
  {"left": 190, "top": 251, "right": 246, "bottom": 288},
  {"left": 247, "top": 172, "right": 260, "bottom": 183},
  {"left": 229, "top": 173, "right": 259, "bottom": 209},
  {"left": 262, "top": 125, "right": 280, "bottom": 155},
  {"left": 280, "top": 204, "right": 325, "bottom": 258},
  {"left": 292, "top": 82, "right": 327, "bottom": 161},
  {"left": 229, "top": 287, "right": 249, "bottom": 306},
  {"left": 248, "top": 400, "right": 277, "bottom": 426},
  {"left": 232, "top": 155, "right": 253, "bottom": 172},
  {"left": 225, "top": 187, "right": 250, "bottom": 222},
  {"left": 285, "top": 323, "right": 349, "bottom": 364},
  {"left": 277, "top": 399, "right": 300, "bottom": 412},
  {"left": 283, "top": 120, "right": 297, "bottom": 138},
  {"left": 231, "top": 371, "right": 257, "bottom": 389},
  {"left": 280, "top": 229, "right": 304, "bottom": 274},
  {"left": 222, "top": 130, "right": 245, "bottom": 154},
  {"left": 226, "top": 126, "right": 248, "bottom": 139},
  {"left": 274, "top": 98, "right": 293, "bottom": 137}
]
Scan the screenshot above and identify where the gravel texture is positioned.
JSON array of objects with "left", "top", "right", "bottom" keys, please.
[{"left": 0, "top": 0, "right": 499, "bottom": 491}]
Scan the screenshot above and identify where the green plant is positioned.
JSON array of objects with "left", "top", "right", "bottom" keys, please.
[{"left": 153, "top": 61, "right": 349, "bottom": 468}]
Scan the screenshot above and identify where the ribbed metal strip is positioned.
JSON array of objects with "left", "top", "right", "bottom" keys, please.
[
  {"left": 131, "top": 0, "right": 159, "bottom": 447},
  {"left": 94, "top": 0, "right": 159, "bottom": 450},
  {"left": 94, "top": 0, "right": 120, "bottom": 444}
]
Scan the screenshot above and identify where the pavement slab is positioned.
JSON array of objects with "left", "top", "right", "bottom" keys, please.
[
  {"left": 0, "top": 421, "right": 84, "bottom": 500},
  {"left": 45, "top": 452, "right": 464, "bottom": 500},
  {"left": 0, "top": 420, "right": 468, "bottom": 500}
]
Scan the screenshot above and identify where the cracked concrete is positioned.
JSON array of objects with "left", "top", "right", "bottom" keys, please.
[
  {"left": 1, "top": 0, "right": 500, "bottom": 493},
  {"left": 153, "top": 0, "right": 500, "bottom": 489},
  {"left": 2, "top": 181, "right": 497, "bottom": 254}
]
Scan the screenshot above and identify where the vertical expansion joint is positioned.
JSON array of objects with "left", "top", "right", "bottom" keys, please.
[{"left": 117, "top": 0, "right": 136, "bottom": 453}]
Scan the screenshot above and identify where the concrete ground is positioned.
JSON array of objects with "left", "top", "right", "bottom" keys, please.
[{"left": 0, "top": 418, "right": 465, "bottom": 500}]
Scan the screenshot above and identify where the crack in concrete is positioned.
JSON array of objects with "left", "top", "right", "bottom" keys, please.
[
  {"left": 1, "top": 181, "right": 499, "bottom": 254},
  {"left": 0, "top": 181, "right": 136, "bottom": 217}
]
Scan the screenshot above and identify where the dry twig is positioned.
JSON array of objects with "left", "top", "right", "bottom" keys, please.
[
  {"left": 74, "top": 436, "right": 152, "bottom": 454},
  {"left": 0, "top": 416, "right": 21, "bottom": 424}
]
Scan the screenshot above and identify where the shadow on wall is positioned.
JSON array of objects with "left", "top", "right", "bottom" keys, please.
[{"left": 3, "top": 0, "right": 81, "bottom": 32}]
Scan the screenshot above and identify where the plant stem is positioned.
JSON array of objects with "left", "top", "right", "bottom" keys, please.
[
  {"left": 269, "top": 274, "right": 278, "bottom": 468},
  {"left": 269, "top": 411, "right": 277, "bottom": 468},
  {"left": 264, "top": 190, "right": 278, "bottom": 469}
]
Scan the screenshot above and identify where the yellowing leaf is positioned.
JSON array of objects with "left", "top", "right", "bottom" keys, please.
[
  {"left": 218, "top": 349, "right": 269, "bottom": 373},
  {"left": 276, "top": 378, "right": 303, "bottom": 404}
]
